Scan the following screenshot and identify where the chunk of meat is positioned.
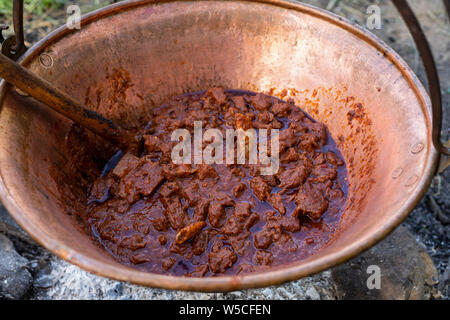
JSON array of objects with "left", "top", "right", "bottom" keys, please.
[
  {"left": 143, "top": 135, "right": 170, "bottom": 155},
  {"left": 289, "top": 110, "right": 305, "bottom": 122},
  {"left": 207, "top": 87, "right": 227, "bottom": 104},
  {"left": 298, "top": 133, "right": 319, "bottom": 151},
  {"left": 257, "top": 110, "right": 274, "bottom": 124},
  {"left": 326, "top": 151, "right": 344, "bottom": 167},
  {"left": 231, "top": 166, "right": 245, "bottom": 177},
  {"left": 222, "top": 215, "right": 245, "bottom": 235},
  {"left": 222, "top": 202, "right": 258, "bottom": 235},
  {"left": 314, "top": 180, "right": 333, "bottom": 193},
  {"left": 271, "top": 102, "right": 290, "bottom": 117},
  {"left": 233, "top": 183, "right": 246, "bottom": 198},
  {"left": 277, "top": 166, "right": 310, "bottom": 190},
  {"left": 326, "top": 185, "right": 344, "bottom": 200},
  {"left": 112, "top": 153, "right": 140, "bottom": 179},
  {"left": 249, "top": 176, "right": 271, "bottom": 201},
  {"left": 279, "top": 215, "right": 301, "bottom": 233},
  {"left": 269, "top": 193, "right": 285, "bottom": 214},
  {"left": 152, "top": 216, "right": 169, "bottom": 232},
  {"left": 133, "top": 216, "right": 152, "bottom": 235},
  {"left": 161, "top": 257, "right": 176, "bottom": 271},
  {"left": 235, "top": 113, "right": 253, "bottom": 130},
  {"left": 306, "top": 121, "right": 327, "bottom": 146},
  {"left": 118, "top": 161, "right": 164, "bottom": 203},
  {"left": 311, "top": 165, "right": 337, "bottom": 182},
  {"left": 223, "top": 107, "right": 237, "bottom": 125},
  {"left": 158, "top": 235, "right": 167, "bottom": 245},
  {"left": 133, "top": 161, "right": 165, "bottom": 196},
  {"left": 270, "top": 118, "right": 283, "bottom": 129},
  {"left": 174, "top": 164, "right": 198, "bottom": 177},
  {"left": 183, "top": 182, "right": 200, "bottom": 205},
  {"left": 130, "top": 253, "right": 151, "bottom": 264},
  {"left": 265, "top": 211, "right": 301, "bottom": 233},
  {"left": 313, "top": 152, "right": 326, "bottom": 165},
  {"left": 162, "top": 197, "right": 188, "bottom": 230},
  {"left": 118, "top": 234, "right": 146, "bottom": 251},
  {"left": 281, "top": 147, "right": 300, "bottom": 163},
  {"left": 279, "top": 127, "right": 297, "bottom": 150},
  {"left": 244, "top": 213, "right": 260, "bottom": 230},
  {"left": 229, "top": 232, "right": 251, "bottom": 256},
  {"left": 192, "top": 231, "right": 209, "bottom": 255},
  {"left": 169, "top": 241, "right": 188, "bottom": 255},
  {"left": 197, "top": 164, "right": 218, "bottom": 180},
  {"left": 208, "top": 242, "right": 237, "bottom": 273},
  {"left": 160, "top": 181, "right": 181, "bottom": 198},
  {"left": 231, "top": 95, "right": 247, "bottom": 112},
  {"left": 250, "top": 93, "right": 271, "bottom": 110},
  {"left": 263, "top": 175, "right": 278, "bottom": 187},
  {"left": 183, "top": 109, "right": 209, "bottom": 128},
  {"left": 254, "top": 228, "right": 275, "bottom": 249},
  {"left": 89, "top": 177, "right": 113, "bottom": 203},
  {"left": 193, "top": 201, "right": 209, "bottom": 222},
  {"left": 275, "top": 233, "right": 299, "bottom": 252},
  {"left": 208, "top": 193, "right": 234, "bottom": 228},
  {"left": 294, "top": 182, "right": 329, "bottom": 219},
  {"left": 234, "top": 202, "right": 252, "bottom": 218},
  {"left": 161, "top": 163, "right": 197, "bottom": 180},
  {"left": 237, "top": 263, "right": 255, "bottom": 275}
]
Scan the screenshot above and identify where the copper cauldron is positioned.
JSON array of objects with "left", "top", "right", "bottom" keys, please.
[{"left": 0, "top": 0, "right": 447, "bottom": 291}]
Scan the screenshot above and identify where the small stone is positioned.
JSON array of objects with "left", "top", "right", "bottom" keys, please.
[
  {"left": 331, "top": 226, "right": 439, "bottom": 300},
  {"left": 0, "top": 234, "right": 32, "bottom": 299},
  {"left": 305, "top": 287, "right": 320, "bottom": 300},
  {"left": 29, "top": 261, "right": 39, "bottom": 270},
  {"left": 33, "top": 274, "right": 54, "bottom": 289},
  {"left": 106, "top": 283, "right": 124, "bottom": 298},
  {"left": 261, "top": 288, "right": 273, "bottom": 299}
]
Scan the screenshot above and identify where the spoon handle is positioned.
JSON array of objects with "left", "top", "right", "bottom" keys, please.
[{"left": 0, "top": 53, "right": 134, "bottom": 150}]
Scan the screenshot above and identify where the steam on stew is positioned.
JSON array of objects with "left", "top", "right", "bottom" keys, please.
[{"left": 86, "top": 88, "right": 348, "bottom": 276}]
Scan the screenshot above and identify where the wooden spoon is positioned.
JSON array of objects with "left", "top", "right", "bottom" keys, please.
[{"left": 0, "top": 53, "right": 140, "bottom": 153}]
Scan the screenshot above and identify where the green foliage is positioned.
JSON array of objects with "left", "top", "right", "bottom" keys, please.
[{"left": 0, "top": 0, "right": 66, "bottom": 17}]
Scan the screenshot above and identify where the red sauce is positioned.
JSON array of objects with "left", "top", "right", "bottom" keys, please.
[{"left": 85, "top": 88, "right": 348, "bottom": 276}]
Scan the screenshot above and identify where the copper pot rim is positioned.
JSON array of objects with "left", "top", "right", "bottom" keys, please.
[{"left": 0, "top": 0, "right": 439, "bottom": 291}]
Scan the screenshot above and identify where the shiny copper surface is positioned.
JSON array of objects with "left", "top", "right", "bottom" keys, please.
[{"left": 0, "top": 0, "right": 438, "bottom": 291}]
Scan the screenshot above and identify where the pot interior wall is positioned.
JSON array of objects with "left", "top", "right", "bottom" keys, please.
[{"left": 0, "top": 1, "right": 432, "bottom": 284}]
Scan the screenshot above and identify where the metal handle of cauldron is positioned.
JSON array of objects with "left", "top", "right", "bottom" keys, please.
[
  {"left": 0, "top": 0, "right": 26, "bottom": 61},
  {"left": 392, "top": 0, "right": 450, "bottom": 173}
]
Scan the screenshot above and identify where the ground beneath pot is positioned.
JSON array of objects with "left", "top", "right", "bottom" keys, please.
[{"left": 0, "top": 0, "right": 448, "bottom": 300}]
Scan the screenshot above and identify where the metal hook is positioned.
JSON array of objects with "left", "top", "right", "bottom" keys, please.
[
  {"left": 392, "top": 0, "right": 450, "bottom": 159},
  {"left": 0, "top": 0, "right": 26, "bottom": 61}
]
